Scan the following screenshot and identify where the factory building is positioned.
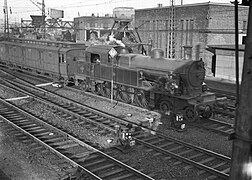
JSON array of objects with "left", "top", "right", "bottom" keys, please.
[
  {"left": 74, "top": 7, "right": 135, "bottom": 44},
  {"left": 135, "top": 2, "right": 248, "bottom": 75},
  {"left": 74, "top": 14, "right": 114, "bottom": 43}
]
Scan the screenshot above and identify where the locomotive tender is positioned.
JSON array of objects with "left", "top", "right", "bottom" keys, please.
[{"left": 0, "top": 38, "right": 215, "bottom": 122}]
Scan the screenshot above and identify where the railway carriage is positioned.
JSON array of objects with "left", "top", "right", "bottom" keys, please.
[{"left": 0, "top": 38, "right": 87, "bottom": 83}]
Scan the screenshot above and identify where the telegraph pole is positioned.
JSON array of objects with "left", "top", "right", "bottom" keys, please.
[
  {"left": 42, "top": 0, "right": 46, "bottom": 39},
  {"left": 230, "top": 0, "right": 252, "bottom": 179},
  {"left": 3, "top": 0, "right": 9, "bottom": 39}
]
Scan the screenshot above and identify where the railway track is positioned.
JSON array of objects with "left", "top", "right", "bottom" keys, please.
[
  {"left": 133, "top": 132, "right": 230, "bottom": 179},
  {"left": 191, "top": 118, "right": 234, "bottom": 136},
  {"left": 0, "top": 69, "right": 235, "bottom": 138},
  {"left": 0, "top": 68, "right": 237, "bottom": 138},
  {"left": 0, "top": 97, "right": 154, "bottom": 180},
  {"left": 0, "top": 73, "right": 231, "bottom": 179},
  {"left": 209, "top": 88, "right": 236, "bottom": 101}
]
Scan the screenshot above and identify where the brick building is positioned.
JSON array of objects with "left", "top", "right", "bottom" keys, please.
[
  {"left": 74, "top": 7, "right": 135, "bottom": 44},
  {"left": 135, "top": 2, "right": 248, "bottom": 75},
  {"left": 74, "top": 14, "right": 114, "bottom": 42}
]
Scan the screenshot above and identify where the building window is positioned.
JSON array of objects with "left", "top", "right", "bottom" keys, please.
[
  {"left": 243, "top": 21, "right": 247, "bottom": 31},
  {"left": 165, "top": 20, "right": 169, "bottom": 30}
]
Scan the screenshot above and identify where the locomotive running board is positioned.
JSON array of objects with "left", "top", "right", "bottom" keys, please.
[
  {"left": 5, "top": 95, "right": 30, "bottom": 101},
  {"left": 35, "top": 82, "right": 53, "bottom": 87}
]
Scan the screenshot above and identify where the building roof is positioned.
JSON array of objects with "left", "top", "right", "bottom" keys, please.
[
  {"left": 206, "top": 44, "right": 245, "bottom": 53},
  {"left": 135, "top": 1, "right": 248, "bottom": 11}
]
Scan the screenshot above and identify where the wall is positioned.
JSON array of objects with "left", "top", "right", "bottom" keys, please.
[{"left": 215, "top": 49, "right": 244, "bottom": 81}]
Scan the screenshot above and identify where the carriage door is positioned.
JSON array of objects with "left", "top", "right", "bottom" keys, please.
[{"left": 59, "top": 53, "right": 67, "bottom": 77}]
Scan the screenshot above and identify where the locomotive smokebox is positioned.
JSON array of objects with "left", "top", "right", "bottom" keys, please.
[{"left": 150, "top": 49, "right": 164, "bottom": 59}]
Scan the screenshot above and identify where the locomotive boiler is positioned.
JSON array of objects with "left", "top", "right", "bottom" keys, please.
[{"left": 74, "top": 45, "right": 216, "bottom": 122}]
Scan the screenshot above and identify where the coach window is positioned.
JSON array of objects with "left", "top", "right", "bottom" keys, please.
[{"left": 61, "top": 54, "right": 66, "bottom": 63}]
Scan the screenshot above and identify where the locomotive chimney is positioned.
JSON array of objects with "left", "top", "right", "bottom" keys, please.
[{"left": 183, "top": 45, "right": 192, "bottom": 60}]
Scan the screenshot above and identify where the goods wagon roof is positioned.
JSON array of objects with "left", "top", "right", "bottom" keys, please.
[{"left": 129, "top": 54, "right": 192, "bottom": 72}]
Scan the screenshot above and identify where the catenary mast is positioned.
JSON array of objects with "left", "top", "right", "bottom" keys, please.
[{"left": 168, "top": 0, "right": 175, "bottom": 58}]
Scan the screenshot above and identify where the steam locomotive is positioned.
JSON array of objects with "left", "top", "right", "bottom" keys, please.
[{"left": 0, "top": 38, "right": 216, "bottom": 122}]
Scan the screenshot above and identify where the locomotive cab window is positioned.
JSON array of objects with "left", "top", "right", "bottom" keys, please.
[{"left": 91, "top": 54, "right": 101, "bottom": 64}]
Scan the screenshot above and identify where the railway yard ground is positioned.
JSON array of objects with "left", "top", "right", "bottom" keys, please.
[
  {"left": 0, "top": 71, "right": 236, "bottom": 179},
  {"left": 0, "top": 121, "right": 60, "bottom": 180}
]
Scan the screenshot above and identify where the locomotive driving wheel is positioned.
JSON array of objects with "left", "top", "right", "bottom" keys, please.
[
  {"left": 159, "top": 100, "right": 173, "bottom": 115},
  {"left": 103, "top": 82, "right": 111, "bottom": 98},
  {"left": 119, "top": 86, "right": 133, "bottom": 104},
  {"left": 95, "top": 83, "right": 104, "bottom": 96},
  {"left": 184, "top": 106, "right": 197, "bottom": 122},
  {"left": 134, "top": 89, "right": 149, "bottom": 108}
]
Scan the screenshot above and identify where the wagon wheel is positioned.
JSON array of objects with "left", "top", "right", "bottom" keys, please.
[
  {"left": 159, "top": 100, "right": 173, "bottom": 115},
  {"left": 184, "top": 106, "right": 198, "bottom": 122},
  {"left": 119, "top": 86, "right": 133, "bottom": 104},
  {"left": 115, "top": 84, "right": 126, "bottom": 101},
  {"left": 79, "top": 80, "right": 89, "bottom": 92},
  {"left": 96, "top": 83, "right": 104, "bottom": 96},
  {"left": 103, "top": 82, "right": 111, "bottom": 98},
  {"left": 134, "top": 89, "right": 149, "bottom": 108}
]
